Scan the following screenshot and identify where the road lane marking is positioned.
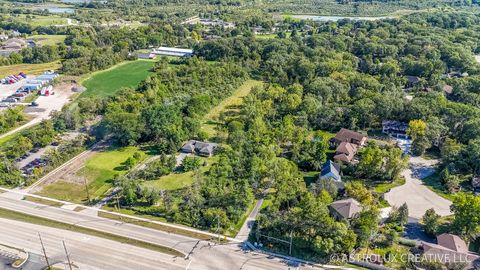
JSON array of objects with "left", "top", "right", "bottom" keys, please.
[{"left": 185, "top": 259, "right": 192, "bottom": 270}]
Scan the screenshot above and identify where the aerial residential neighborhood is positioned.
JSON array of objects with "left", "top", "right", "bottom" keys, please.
[{"left": 1, "top": 0, "right": 480, "bottom": 270}]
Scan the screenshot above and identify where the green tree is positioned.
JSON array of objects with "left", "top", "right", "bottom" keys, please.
[
  {"left": 352, "top": 207, "right": 379, "bottom": 248},
  {"left": 422, "top": 208, "right": 440, "bottom": 237},
  {"left": 183, "top": 156, "right": 202, "bottom": 172},
  {"left": 450, "top": 193, "right": 480, "bottom": 242},
  {"left": 345, "top": 181, "right": 374, "bottom": 205},
  {"left": 407, "top": 119, "right": 429, "bottom": 156}
]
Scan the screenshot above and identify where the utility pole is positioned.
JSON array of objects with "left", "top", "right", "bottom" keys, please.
[
  {"left": 217, "top": 215, "right": 220, "bottom": 243},
  {"left": 38, "top": 233, "right": 51, "bottom": 269},
  {"left": 289, "top": 231, "right": 293, "bottom": 255},
  {"left": 62, "top": 240, "right": 73, "bottom": 270},
  {"left": 83, "top": 178, "right": 91, "bottom": 204},
  {"left": 116, "top": 195, "right": 120, "bottom": 210}
]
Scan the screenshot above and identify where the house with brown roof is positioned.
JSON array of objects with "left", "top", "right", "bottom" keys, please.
[
  {"left": 332, "top": 128, "right": 367, "bottom": 147},
  {"left": 421, "top": 234, "right": 479, "bottom": 267},
  {"left": 329, "top": 198, "right": 362, "bottom": 220},
  {"left": 334, "top": 142, "right": 358, "bottom": 163}
]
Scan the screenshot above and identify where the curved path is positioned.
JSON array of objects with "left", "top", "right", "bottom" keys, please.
[{"left": 384, "top": 156, "right": 452, "bottom": 219}]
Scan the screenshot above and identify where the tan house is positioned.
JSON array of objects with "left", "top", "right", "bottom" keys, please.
[{"left": 334, "top": 142, "right": 357, "bottom": 163}]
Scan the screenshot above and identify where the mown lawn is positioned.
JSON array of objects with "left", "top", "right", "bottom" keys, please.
[
  {"left": 142, "top": 156, "right": 217, "bottom": 191},
  {"left": 0, "top": 62, "right": 61, "bottom": 78},
  {"left": 421, "top": 171, "right": 470, "bottom": 201},
  {"left": 78, "top": 146, "right": 148, "bottom": 198},
  {"left": 36, "top": 181, "right": 88, "bottom": 204},
  {"left": 38, "top": 146, "right": 149, "bottom": 203},
  {"left": 142, "top": 171, "right": 195, "bottom": 191},
  {"left": 81, "top": 60, "right": 156, "bottom": 97},
  {"left": 28, "top": 35, "right": 67, "bottom": 46}
]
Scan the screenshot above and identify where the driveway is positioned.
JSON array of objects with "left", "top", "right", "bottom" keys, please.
[{"left": 384, "top": 156, "right": 452, "bottom": 219}]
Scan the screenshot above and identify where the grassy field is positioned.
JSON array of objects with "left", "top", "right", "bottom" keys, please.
[
  {"left": 254, "top": 32, "right": 292, "bottom": 40},
  {"left": 81, "top": 60, "right": 156, "bottom": 97},
  {"left": 36, "top": 181, "right": 88, "bottom": 204},
  {"left": 142, "top": 171, "right": 195, "bottom": 191},
  {"left": 0, "top": 207, "right": 182, "bottom": 256},
  {"left": 38, "top": 146, "right": 149, "bottom": 203},
  {"left": 28, "top": 35, "right": 67, "bottom": 46},
  {"left": 0, "top": 62, "right": 61, "bottom": 78},
  {"left": 5, "top": 14, "right": 69, "bottom": 27},
  {"left": 201, "top": 79, "right": 263, "bottom": 138},
  {"left": 80, "top": 146, "right": 148, "bottom": 198},
  {"left": 142, "top": 156, "right": 217, "bottom": 191}
]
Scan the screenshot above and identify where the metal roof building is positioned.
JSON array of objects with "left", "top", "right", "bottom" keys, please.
[{"left": 152, "top": 47, "right": 193, "bottom": 57}]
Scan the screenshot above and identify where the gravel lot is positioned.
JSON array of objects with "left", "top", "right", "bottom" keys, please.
[
  {"left": 0, "top": 76, "right": 31, "bottom": 100},
  {"left": 0, "top": 82, "right": 75, "bottom": 140}
]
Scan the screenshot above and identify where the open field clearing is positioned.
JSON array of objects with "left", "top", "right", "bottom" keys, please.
[
  {"left": 201, "top": 79, "right": 263, "bottom": 138},
  {"left": 37, "top": 146, "right": 150, "bottom": 203},
  {"left": 0, "top": 62, "right": 61, "bottom": 78},
  {"left": 28, "top": 34, "right": 67, "bottom": 46},
  {"left": 81, "top": 60, "right": 156, "bottom": 97},
  {"left": 4, "top": 14, "right": 69, "bottom": 26},
  {"left": 142, "top": 156, "right": 217, "bottom": 191}
]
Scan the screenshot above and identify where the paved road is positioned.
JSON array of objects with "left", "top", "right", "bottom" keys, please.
[
  {"left": 0, "top": 218, "right": 188, "bottom": 270},
  {"left": 0, "top": 192, "right": 319, "bottom": 270},
  {"left": 236, "top": 198, "right": 263, "bottom": 242},
  {"left": 236, "top": 180, "right": 274, "bottom": 242},
  {"left": 385, "top": 156, "right": 452, "bottom": 219}
]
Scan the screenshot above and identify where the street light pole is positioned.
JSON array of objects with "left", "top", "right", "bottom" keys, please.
[
  {"left": 83, "top": 178, "right": 91, "bottom": 204},
  {"left": 38, "top": 233, "right": 51, "bottom": 269},
  {"left": 62, "top": 240, "right": 73, "bottom": 270},
  {"left": 217, "top": 214, "right": 220, "bottom": 243}
]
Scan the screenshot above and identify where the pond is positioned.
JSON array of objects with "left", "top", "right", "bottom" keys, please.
[
  {"left": 290, "top": 15, "right": 394, "bottom": 21},
  {"left": 47, "top": 7, "right": 75, "bottom": 13},
  {"left": 61, "top": 0, "right": 89, "bottom": 3}
]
